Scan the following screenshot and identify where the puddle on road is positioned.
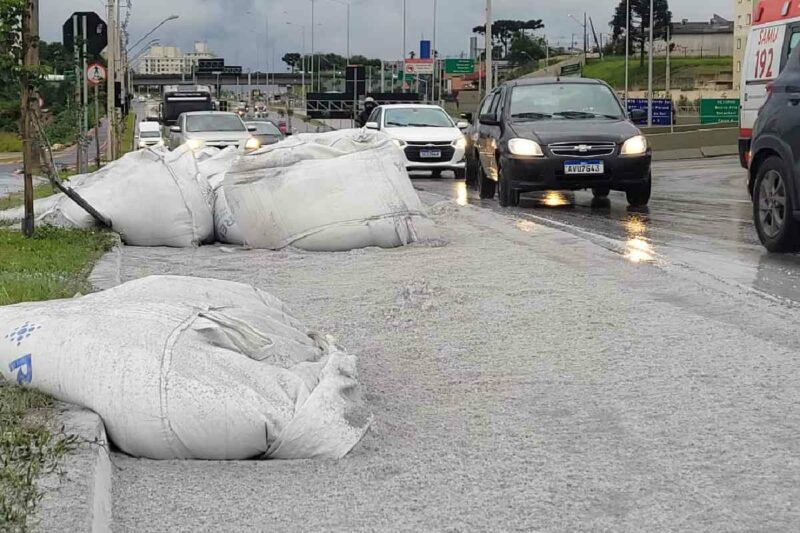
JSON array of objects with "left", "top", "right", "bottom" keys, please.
[
  {"left": 623, "top": 215, "right": 655, "bottom": 263},
  {"left": 455, "top": 181, "right": 468, "bottom": 206}
]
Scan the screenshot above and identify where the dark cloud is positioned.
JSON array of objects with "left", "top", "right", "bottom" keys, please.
[{"left": 42, "top": 0, "right": 733, "bottom": 70}]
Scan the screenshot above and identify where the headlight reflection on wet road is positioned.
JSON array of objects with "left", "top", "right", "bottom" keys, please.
[
  {"left": 542, "top": 191, "right": 570, "bottom": 207},
  {"left": 455, "top": 181, "right": 468, "bottom": 206},
  {"left": 623, "top": 216, "right": 654, "bottom": 263}
]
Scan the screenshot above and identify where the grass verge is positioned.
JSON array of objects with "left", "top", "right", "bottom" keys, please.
[
  {"left": 121, "top": 112, "right": 135, "bottom": 155},
  {"left": 0, "top": 167, "right": 99, "bottom": 212},
  {"left": 0, "top": 132, "right": 22, "bottom": 153},
  {"left": 0, "top": 226, "right": 114, "bottom": 531},
  {"left": 583, "top": 56, "right": 733, "bottom": 90}
]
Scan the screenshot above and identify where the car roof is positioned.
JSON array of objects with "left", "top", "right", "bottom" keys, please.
[
  {"left": 378, "top": 104, "right": 447, "bottom": 109},
  {"left": 181, "top": 111, "right": 239, "bottom": 117},
  {"left": 501, "top": 77, "right": 607, "bottom": 88}
]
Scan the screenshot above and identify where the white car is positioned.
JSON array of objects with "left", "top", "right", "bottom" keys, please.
[
  {"left": 365, "top": 104, "right": 468, "bottom": 179},
  {"left": 168, "top": 111, "right": 260, "bottom": 152},
  {"left": 135, "top": 121, "right": 163, "bottom": 149}
]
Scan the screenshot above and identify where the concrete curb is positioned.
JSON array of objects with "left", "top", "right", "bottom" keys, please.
[
  {"left": 88, "top": 235, "right": 123, "bottom": 291},
  {"left": 653, "top": 145, "right": 738, "bottom": 161},
  {"left": 34, "top": 404, "right": 112, "bottom": 533}
]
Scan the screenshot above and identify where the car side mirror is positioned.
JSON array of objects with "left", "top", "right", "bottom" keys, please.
[
  {"left": 365, "top": 121, "right": 379, "bottom": 130},
  {"left": 461, "top": 112, "right": 473, "bottom": 122},
  {"left": 456, "top": 120, "right": 469, "bottom": 130},
  {"left": 628, "top": 109, "right": 647, "bottom": 123},
  {"left": 247, "top": 126, "right": 257, "bottom": 132},
  {"left": 479, "top": 114, "right": 499, "bottom": 126},
  {"left": 169, "top": 125, "right": 181, "bottom": 133}
]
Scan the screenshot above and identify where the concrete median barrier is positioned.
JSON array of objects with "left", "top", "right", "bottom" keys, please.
[{"left": 646, "top": 126, "right": 738, "bottom": 161}]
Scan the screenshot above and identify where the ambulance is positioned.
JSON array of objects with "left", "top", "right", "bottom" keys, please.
[{"left": 739, "top": 0, "right": 800, "bottom": 168}]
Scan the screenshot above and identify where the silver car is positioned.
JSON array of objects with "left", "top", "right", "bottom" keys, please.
[{"left": 168, "top": 111, "right": 261, "bottom": 151}]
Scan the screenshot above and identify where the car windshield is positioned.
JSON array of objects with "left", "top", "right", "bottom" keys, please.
[
  {"left": 140, "top": 131, "right": 160, "bottom": 138},
  {"left": 248, "top": 122, "right": 281, "bottom": 135},
  {"left": 510, "top": 83, "right": 624, "bottom": 121},
  {"left": 384, "top": 108, "right": 454, "bottom": 128},
  {"left": 185, "top": 114, "right": 246, "bottom": 132}
]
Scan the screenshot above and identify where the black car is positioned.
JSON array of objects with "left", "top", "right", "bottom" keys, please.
[
  {"left": 463, "top": 77, "right": 652, "bottom": 207},
  {"left": 748, "top": 49, "right": 800, "bottom": 253},
  {"left": 245, "top": 120, "right": 285, "bottom": 146}
]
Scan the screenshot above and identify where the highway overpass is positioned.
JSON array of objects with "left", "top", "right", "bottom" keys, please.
[{"left": 131, "top": 72, "right": 307, "bottom": 90}]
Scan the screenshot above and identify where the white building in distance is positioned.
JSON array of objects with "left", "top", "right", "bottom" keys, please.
[{"left": 136, "top": 42, "right": 216, "bottom": 75}]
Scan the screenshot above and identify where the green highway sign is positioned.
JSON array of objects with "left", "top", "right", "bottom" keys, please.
[
  {"left": 445, "top": 58, "right": 475, "bottom": 74},
  {"left": 699, "top": 98, "right": 739, "bottom": 124}
]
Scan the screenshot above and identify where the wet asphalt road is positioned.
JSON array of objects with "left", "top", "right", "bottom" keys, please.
[{"left": 410, "top": 156, "right": 800, "bottom": 306}]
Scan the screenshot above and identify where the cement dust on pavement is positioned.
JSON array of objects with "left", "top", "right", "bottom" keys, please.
[{"left": 108, "top": 193, "right": 800, "bottom": 532}]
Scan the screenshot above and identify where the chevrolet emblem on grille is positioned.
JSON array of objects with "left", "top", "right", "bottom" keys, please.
[{"left": 574, "top": 144, "right": 591, "bottom": 152}]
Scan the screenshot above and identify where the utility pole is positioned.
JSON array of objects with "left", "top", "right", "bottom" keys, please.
[
  {"left": 310, "top": 0, "right": 315, "bottom": 94},
  {"left": 402, "top": 0, "right": 406, "bottom": 92},
  {"left": 584, "top": 12, "right": 587, "bottom": 59},
  {"left": 647, "top": 0, "right": 654, "bottom": 127},
  {"left": 81, "top": 14, "right": 89, "bottom": 173},
  {"left": 106, "top": 0, "right": 116, "bottom": 161},
  {"left": 73, "top": 15, "right": 82, "bottom": 172},
  {"left": 432, "top": 0, "right": 437, "bottom": 104},
  {"left": 21, "top": 0, "right": 39, "bottom": 237},
  {"left": 485, "top": 0, "right": 492, "bottom": 93},
  {"left": 94, "top": 84, "right": 101, "bottom": 168},
  {"left": 624, "top": 0, "right": 630, "bottom": 108}
]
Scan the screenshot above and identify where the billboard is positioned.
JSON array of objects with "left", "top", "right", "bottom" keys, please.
[
  {"left": 626, "top": 98, "right": 673, "bottom": 126},
  {"left": 404, "top": 59, "right": 434, "bottom": 75},
  {"left": 420, "top": 40, "right": 431, "bottom": 59}
]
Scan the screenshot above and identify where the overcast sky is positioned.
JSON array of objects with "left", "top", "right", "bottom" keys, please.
[{"left": 41, "top": 0, "right": 733, "bottom": 70}]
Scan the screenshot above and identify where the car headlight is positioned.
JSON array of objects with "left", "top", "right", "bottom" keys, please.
[
  {"left": 245, "top": 137, "right": 261, "bottom": 151},
  {"left": 508, "top": 138, "right": 544, "bottom": 157},
  {"left": 452, "top": 136, "right": 467, "bottom": 150},
  {"left": 621, "top": 135, "right": 647, "bottom": 156},
  {"left": 392, "top": 139, "right": 407, "bottom": 148},
  {"left": 186, "top": 138, "right": 205, "bottom": 151}
]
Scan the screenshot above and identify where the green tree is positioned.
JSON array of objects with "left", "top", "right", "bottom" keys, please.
[
  {"left": 610, "top": 0, "right": 672, "bottom": 66},
  {"left": 507, "top": 34, "right": 546, "bottom": 67},
  {"left": 282, "top": 52, "right": 302, "bottom": 72},
  {"left": 472, "top": 19, "right": 545, "bottom": 58}
]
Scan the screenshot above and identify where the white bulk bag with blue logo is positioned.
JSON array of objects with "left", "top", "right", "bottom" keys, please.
[
  {"left": 224, "top": 129, "right": 432, "bottom": 251},
  {"left": 0, "top": 276, "right": 370, "bottom": 460}
]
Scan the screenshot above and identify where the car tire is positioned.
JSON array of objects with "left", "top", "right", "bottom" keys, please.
[
  {"left": 454, "top": 167, "right": 466, "bottom": 180},
  {"left": 592, "top": 187, "right": 610, "bottom": 199},
  {"left": 465, "top": 153, "right": 479, "bottom": 189},
  {"left": 752, "top": 156, "right": 800, "bottom": 252},
  {"left": 478, "top": 162, "right": 496, "bottom": 199},
  {"left": 626, "top": 173, "right": 652, "bottom": 207},
  {"left": 497, "top": 165, "right": 519, "bottom": 207}
]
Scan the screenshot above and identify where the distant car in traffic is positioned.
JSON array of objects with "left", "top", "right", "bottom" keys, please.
[
  {"left": 245, "top": 120, "right": 284, "bottom": 146},
  {"left": 466, "top": 77, "right": 651, "bottom": 207},
  {"left": 747, "top": 46, "right": 800, "bottom": 252},
  {"left": 135, "top": 121, "right": 163, "bottom": 149},
  {"left": 168, "top": 111, "right": 261, "bottom": 152},
  {"left": 365, "top": 104, "right": 468, "bottom": 179}
]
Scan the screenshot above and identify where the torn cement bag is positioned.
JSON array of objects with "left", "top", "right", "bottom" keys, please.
[
  {"left": 208, "top": 172, "right": 245, "bottom": 245},
  {"left": 224, "top": 129, "right": 433, "bottom": 251},
  {"left": 0, "top": 146, "right": 214, "bottom": 247},
  {"left": 0, "top": 276, "right": 370, "bottom": 460}
]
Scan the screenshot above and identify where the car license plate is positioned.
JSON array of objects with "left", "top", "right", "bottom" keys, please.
[
  {"left": 420, "top": 149, "right": 441, "bottom": 158},
  {"left": 564, "top": 160, "right": 604, "bottom": 174}
]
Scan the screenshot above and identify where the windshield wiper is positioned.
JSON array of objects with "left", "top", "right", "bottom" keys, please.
[
  {"left": 511, "top": 112, "right": 552, "bottom": 121},
  {"left": 408, "top": 123, "right": 446, "bottom": 127},
  {"left": 386, "top": 121, "right": 408, "bottom": 127},
  {"left": 553, "top": 111, "right": 620, "bottom": 120}
]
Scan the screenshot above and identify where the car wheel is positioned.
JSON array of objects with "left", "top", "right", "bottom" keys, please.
[
  {"left": 626, "top": 173, "right": 652, "bottom": 207},
  {"left": 497, "top": 165, "right": 519, "bottom": 207},
  {"left": 465, "top": 153, "right": 479, "bottom": 189},
  {"left": 592, "top": 187, "right": 610, "bottom": 199},
  {"left": 453, "top": 167, "right": 466, "bottom": 180},
  {"left": 477, "top": 162, "right": 496, "bottom": 199},
  {"left": 753, "top": 156, "right": 800, "bottom": 252},
  {"left": 432, "top": 170, "right": 442, "bottom": 179}
]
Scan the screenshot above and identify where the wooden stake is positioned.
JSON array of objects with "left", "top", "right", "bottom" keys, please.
[{"left": 21, "top": 0, "right": 39, "bottom": 237}]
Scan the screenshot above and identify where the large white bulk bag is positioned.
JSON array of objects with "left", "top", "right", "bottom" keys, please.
[
  {"left": 0, "top": 147, "right": 214, "bottom": 247},
  {"left": 0, "top": 276, "right": 370, "bottom": 460},
  {"left": 198, "top": 146, "right": 238, "bottom": 179},
  {"left": 208, "top": 173, "right": 245, "bottom": 245},
  {"left": 224, "top": 129, "right": 432, "bottom": 251}
]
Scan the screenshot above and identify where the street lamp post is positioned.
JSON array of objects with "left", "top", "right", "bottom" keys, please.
[
  {"left": 625, "top": 0, "right": 630, "bottom": 108},
  {"left": 127, "top": 14, "right": 178, "bottom": 53},
  {"left": 647, "top": 0, "right": 654, "bottom": 127},
  {"left": 286, "top": 22, "right": 307, "bottom": 109},
  {"left": 329, "top": 0, "right": 351, "bottom": 64},
  {"left": 485, "top": 0, "right": 492, "bottom": 94}
]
